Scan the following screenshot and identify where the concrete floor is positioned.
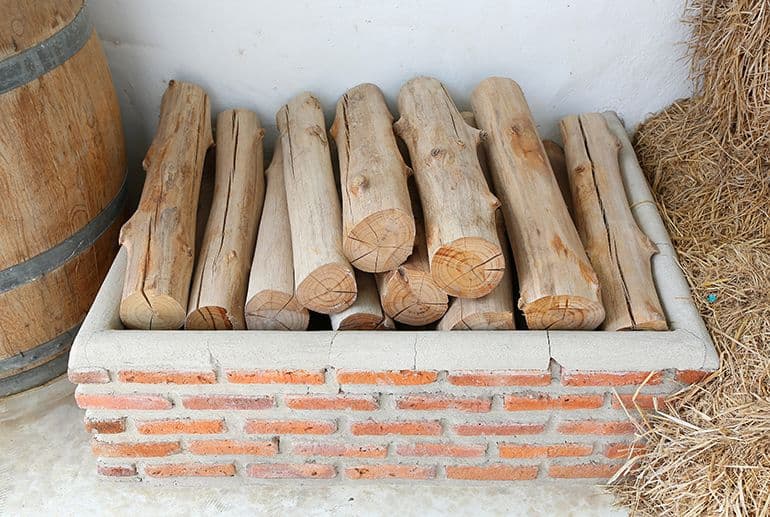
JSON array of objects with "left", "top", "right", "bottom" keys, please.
[{"left": 0, "top": 377, "right": 627, "bottom": 517}]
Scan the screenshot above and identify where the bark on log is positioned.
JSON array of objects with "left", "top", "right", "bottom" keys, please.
[
  {"left": 471, "top": 77, "right": 604, "bottom": 330},
  {"left": 542, "top": 139, "right": 574, "bottom": 219},
  {"left": 376, "top": 189, "right": 448, "bottom": 325},
  {"left": 395, "top": 77, "right": 504, "bottom": 299},
  {"left": 331, "top": 83, "right": 415, "bottom": 273},
  {"left": 330, "top": 270, "right": 395, "bottom": 330},
  {"left": 186, "top": 109, "right": 264, "bottom": 330},
  {"left": 244, "top": 145, "right": 309, "bottom": 330},
  {"left": 119, "top": 81, "right": 213, "bottom": 330},
  {"left": 560, "top": 112, "right": 667, "bottom": 331},
  {"left": 277, "top": 92, "right": 357, "bottom": 314}
]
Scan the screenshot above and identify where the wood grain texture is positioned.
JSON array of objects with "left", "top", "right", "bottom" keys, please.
[
  {"left": 119, "top": 81, "right": 213, "bottom": 330},
  {"left": 186, "top": 109, "right": 264, "bottom": 330},
  {"left": 471, "top": 77, "right": 604, "bottom": 330},
  {"left": 331, "top": 83, "right": 415, "bottom": 273},
  {"left": 0, "top": 0, "right": 82, "bottom": 60},
  {"left": 543, "top": 139, "right": 574, "bottom": 219},
  {"left": 277, "top": 92, "right": 356, "bottom": 314},
  {"left": 330, "top": 270, "right": 394, "bottom": 330},
  {"left": 245, "top": 145, "right": 309, "bottom": 331},
  {"left": 560, "top": 113, "right": 667, "bottom": 331},
  {"left": 396, "top": 77, "right": 504, "bottom": 299}
]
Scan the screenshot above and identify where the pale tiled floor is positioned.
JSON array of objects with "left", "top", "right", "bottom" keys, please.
[{"left": 0, "top": 377, "right": 627, "bottom": 517}]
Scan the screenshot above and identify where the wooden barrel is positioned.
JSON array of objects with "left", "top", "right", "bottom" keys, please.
[{"left": 0, "top": 1, "right": 126, "bottom": 396}]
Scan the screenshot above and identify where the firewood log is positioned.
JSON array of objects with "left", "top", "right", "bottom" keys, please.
[
  {"left": 186, "top": 110, "right": 264, "bottom": 330},
  {"left": 560, "top": 112, "right": 667, "bottom": 331},
  {"left": 395, "top": 77, "right": 504, "bottom": 299},
  {"left": 542, "top": 139, "right": 574, "bottom": 218},
  {"left": 244, "top": 145, "right": 309, "bottom": 331},
  {"left": 277, "top": 92, "right": 357, "bottom": 314},
  {"left": 471, "top": 77, "right": 604, "bottom": 330},
  {"left": 331, "top": 83, "right": 415, "bottom": 273},
  {"left": 330, "top": 270, "right": 395, "bottom": 330},
  {"left": 119, "top": 81, "right": 213, "bottom": 330}
]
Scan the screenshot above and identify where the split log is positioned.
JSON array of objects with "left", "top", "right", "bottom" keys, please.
[
  {"left": 119, "top": 81, "right": 213, "bottom": 330},
  {"left": 559, "top": 113, "right": 667, "bottom": 330},
  {"left": 277, "top": 92, "right": 357, "bottom": 314},
  {"left": 244, "top": 145, "right": 309, "bottom": 331},
  {"left": 376, "top": 191, "right": 448, "bottom": 325},
  {"left": 471, "top": 77, "right": 604, "bottom": 330},
  {"left": 395, "top": 77, "right": 504, "bottom": 299},
  {"left": 542, "top": 139, "right": 574, "bottom": 218},
  {"left": 186, "top": 109, "right": 264, "bottom": 330},
  {"left": 330, "top": 270, "right": 395, "bottom": 330},
  {"left": 331, "top": 83, "right": 415, "bottom": 273}
]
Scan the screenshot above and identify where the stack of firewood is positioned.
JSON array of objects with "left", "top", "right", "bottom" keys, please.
[{"left": 118, "top": 77, "right": 667, "bottom": 332}]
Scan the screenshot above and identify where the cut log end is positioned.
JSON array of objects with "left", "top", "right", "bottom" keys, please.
[
  {"left": 430, "top": 237, "right": 505, "bottom": 298},
  {"left": 381, "top": 269, "right": 448, "bottom": 326},
  {"left": 439, "top": 310, "right": 515, "bottom": 331},
  {"left": 344, "top": 208, "right": 415, "bottom": 273},
  {"left": 336, "top": 313, "right": 396, "bottom": 331},
  {"left": 296, "top": 264, "right": 357, "bottom": 314},
  {"left": 521, "top": 295, "right": 605, "bottom": 330},
  {"left": 120, "top": 292, "right": 187, "bottom": 330},
  {"left": 245, "top": 290, "right": 310, "bottom": 331},
  {"left": 185, "top": 306, "right": 243, "bottom": 331}
]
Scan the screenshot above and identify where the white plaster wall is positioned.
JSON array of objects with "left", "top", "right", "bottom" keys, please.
[{"left": 89, "top": 0, "right": 692, "bottom": 181}]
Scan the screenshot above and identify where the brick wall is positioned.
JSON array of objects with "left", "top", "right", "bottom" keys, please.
[{"left": 70, "top": 363, "right": 710, "bottom": 483}]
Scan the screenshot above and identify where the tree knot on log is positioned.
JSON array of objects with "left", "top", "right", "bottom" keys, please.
[
  {"left": 306, "top": 124, "right": 327, "bottom": 145},
  {"left": 350, "top": 174, "right": 369, "bottom": 195}
]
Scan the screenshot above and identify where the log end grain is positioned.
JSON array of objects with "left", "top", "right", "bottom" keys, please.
[
  {"left": 120, "top": 292, "right": 187, "bottom": 330},
  {"left": 244, "top": 290, "right": 310, "bottom": 331},
  {"left": 185, "top": 306, "right": 245, "bottom": 331},
  {"left": 430, "top": 237, "right": 505, "bottom": 299},
  {"left": 380, "top": 269, "right": 448, "bottom": 326},
  {"left": 520, "top": 295, "right": 605, "bottom": 330},
  {"left": 296, "top": 264, "right": 357, "bottom": 315},
  {"left": 438, "top": 310, "right": 515, "bottom": 331},
  {"left": 336, "top": 313, "right": 396, "bottom": 331},
  {"left": 344, "top": 208, "right": 416, "bottom": 273}
]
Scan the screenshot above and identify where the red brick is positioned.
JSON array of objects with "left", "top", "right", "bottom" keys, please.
[
  {"left": 68, "top": 368, "right": 110, "bottom": 384},
  {"left": 454, "top": 422, "right": 545, "bottom": 436},
  {"left": 345, "top": 465, "right": 436, "bottom": 480},
  {"left": 248, "top": 463, "right": 336, "bottom": 479},
  {"left": 145, "top": 463, "right": 236, "bottom": 477},
  {"left": 181, "top": 394, "right": 274, "bottom": 410},
  {"left": 189, "top": 439, "right": 278, "bottom": 456},
  {"left": 396, "top": 442, "right": 486, "bottom": 458},
  {"left": 76, "top": 393, "right": 172, "bottom": 410},
  {"left": 611, "top": 393, "right": 668, "bottom": 410},
  {"left": 136, "top": 419, "right": 225, "bottom": 435},
  {"left": 292, "top": 442, "right": 387, "bottom": 458},
  {"left": 285, "top": 394, "right": 379, "bottom": 411},
  {"left": 504, "top": 393, "right": 604, "bottom": 411},
  {"left": 396, "top": 394, "right": 491, "bottom": 413},
  {"left": 336, "top": 370, "right": 437, "bottom": 385},
  {"left": 117, "top": 370, "right": 216, "bottom": 384},
  {"left": 561, "top": 370, "right": 662, "bottom": 386},
  {"left": 548, "top": 463, "right": 623, "bottom": 479},
  {"left": 676, "top": 369, "right": 713, "bottom": 384},
  {"left": 558, "top": 420, "right": 637, "bottom": 435},
  {"left": 245, "top": 419, "right": 337, "bottom": 435},
  {"left": 446, "top": 464, "right": 538, "bottom": 481},
  {"left": 604, "top": 442, "right": 646, "bottom": 459},
  {"left": 84, "top": 417, "right": 126, "bottom": 434},
  {"left": 498, "top": 443, "right": 593, "bottom": 459},
  {"left": 97, "top": 464, "right": 137, "bottom": 477},
  {"left": 448, "top": 370, "right": 551, "bottom": 387},
  {"left": 350, "top": 420, "right": 442, "bottom": 436},
  {"left": 227, "top": 369, "right": 325, "bottom": 385},
  {"left": 91, "top": 439, "right": 180, "bottom": 458}
]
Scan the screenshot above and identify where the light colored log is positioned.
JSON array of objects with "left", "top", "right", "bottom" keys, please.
[
  {"left": 330, "top": 270, "right": 395, "bottom": 330},
  {"left": 331, "top": 83, "right": 415, "bottom": 273},
  {"left": 119, "top": 81, "right": 212, "bottom": 330},
  {"left": 376, "top": 192, "right": 448, "bottom": 325},
  {"left": 277, "top": 92, "right": 357, "bottom": 314},
  {"left": 395, "top": 77, "right": 504, "bottom": 299},
  {"left": 559, "top": 113, "right": 667, "bottom": 331},
  {"left": 244, "top": 145, "right": 309, "bottom": 331},
  {"left": 542, "top": 139, "right": 574, "bottom": 219},
  {"left": 185, "top": 109, "right": 264, "bottom": 330},
  {"left": 471, "top": 77, "right": 604, "bottom": 330}
]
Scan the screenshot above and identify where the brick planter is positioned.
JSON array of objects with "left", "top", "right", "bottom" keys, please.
[{"left": 67, "top": 119, "right": 718, "bottom": 484}]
